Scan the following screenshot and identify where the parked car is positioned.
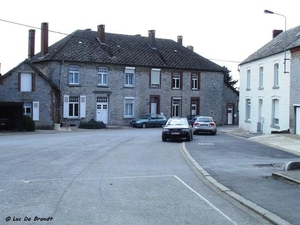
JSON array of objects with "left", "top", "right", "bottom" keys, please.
[
  {"left": 130, "top": 114, "right": 167, "bottom": 128},
  {"left": 186, "top": 114, "right": 201, "bottom": 125},
  {"left": 193, "top": 116, "right": 217, "bottom": 135},
  {"left": 162, "top": 117, "right": 193, "bottom": 141}
]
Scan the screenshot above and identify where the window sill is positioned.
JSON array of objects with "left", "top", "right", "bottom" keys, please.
[
  {"left": 244, "top": 120, "right": 251, "bottom": 123},
  {"left": 97, "top": 85, "right": 109, "bottom": 88},
  {"left": 272, "top": 86, "right": 280, "bottom": 89},
  {"left": 246, "top": 88, "right": 251, "bottom": 91},
  {"left": 258, "top": 87, "right": 264, "bottom": 90},
  {"left": 124, "top": 86, "right": 135, "bottom": 88},
  {"left": 68, "top": 84, "right": 81, "bottom": 87}
]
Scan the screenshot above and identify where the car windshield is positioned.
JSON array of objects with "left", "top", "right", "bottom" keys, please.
[{"left": 167, "top": 118, "right": 188, "bottom": 125}]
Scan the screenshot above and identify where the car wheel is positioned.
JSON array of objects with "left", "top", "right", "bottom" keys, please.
[
  {"left": 186, "top": 133, "right": 191, "bottom": 141},
  {"left": 142, "top": 123, "right": 147, "bottom": 128},
  {"left": 162, "top": 136, "right": 167, "bottom": 142},
  {"left": 212, "top": 130, "right": 217, "bottom": 135}
]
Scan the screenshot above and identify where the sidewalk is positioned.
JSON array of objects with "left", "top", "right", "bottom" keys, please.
[{"left": 220, "top": 126, "right": 300, "bottom": 185}]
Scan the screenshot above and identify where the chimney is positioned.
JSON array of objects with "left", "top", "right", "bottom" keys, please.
[
  {"left": 97, "top": 24, "right": 105, "bottom": 43},
  {"left": 177, "top": 36, "right": 183, "bottom": 45},
  {"left": 148, "top": 30, "right": 156, "bottom": 48},
  {"left": 273, "top": 30, "right": 283, "bottom": 39},
  {"left": 41, "top": 22, "right": 49, "bottom": 56},
  {"left": 187, "top": 45, "right": 194, "bottom": 51},
  {"left": 28, "top": 29, "right": 35, "bottom": 59}
]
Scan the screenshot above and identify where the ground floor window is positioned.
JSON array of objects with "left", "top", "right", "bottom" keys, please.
[
  {"left": 272, "top": 99, "right": 279, "bottom": 126},
  {"left": 245, "top": 99, "right": 251, "bottom": 122},
  {"left": 124, "top": 97, "right": 134, "bottom": 118},
  {"left": 172, "top": 98, "right": 182, "bottom": 117},
  {"left": 23, "top": 101, "right": 39, "bottom": 121},
  {"left": 63, "top": 95, "right": 86, "bottom": 118}
]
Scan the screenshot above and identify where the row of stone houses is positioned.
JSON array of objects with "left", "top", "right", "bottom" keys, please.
[
  {"left": 0, "top": 23, "right": 239, "bottom": 130},
  {"left": 239, "top": 25, "right": 300, "bottom": 135}
]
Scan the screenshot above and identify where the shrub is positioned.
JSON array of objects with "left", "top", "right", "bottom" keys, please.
[
  {"left": 79, "top": 119, "right": 107, "bottom": 129},
  {"left": 23, "top": 115, "right": 35, "bottom": 131}
]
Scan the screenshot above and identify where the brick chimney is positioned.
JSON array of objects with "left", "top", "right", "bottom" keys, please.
[
  {"left": 97, "top": 24, "right": 105, "bottom": 43},
  {"left": 41, "top": 22, "right": 49, "bottom": 56},
  {"left": 28, "top": 29, "right": 35, "bottom": 59},
  {"left": 273, "top": 30, "right": 283, "bottom": 39},
  {"left": 177, "top": 36, "right": 183, "bottom": 45},
  {"left": 148, "top": 30, "right": 156, "bottom": 48},
  {"left": 187, "top": 45, "right": 194, "bottom": 51}
]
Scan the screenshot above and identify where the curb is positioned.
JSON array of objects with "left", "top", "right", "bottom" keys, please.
[{"left": 181, "top": 142, "right": 292, "bottom": 225}]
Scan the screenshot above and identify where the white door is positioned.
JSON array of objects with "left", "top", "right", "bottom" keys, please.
[
  {"left": 96, "top": 96, "right": 108, "bottom": 124},
  {"left": 227, "top": 106, "right": 233, "bottom": 125},
  {"left": 296, "top": 107, "right": 300, "bottom": 135}
]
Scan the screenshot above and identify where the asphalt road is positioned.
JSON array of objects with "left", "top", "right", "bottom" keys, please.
[
  {"left": 185, "top": 130, "right": 300, "bottom": 225},
  {"left": 0, "top": 128, "right": 273, "bottom": 225}
]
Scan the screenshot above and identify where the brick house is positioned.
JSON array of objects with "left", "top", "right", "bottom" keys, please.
[
  {"left": 0, "top": 23, "right": 239, "bottom": 129},
  {"left": 239, "top": 25, "right": 300, "bottom": 135}
]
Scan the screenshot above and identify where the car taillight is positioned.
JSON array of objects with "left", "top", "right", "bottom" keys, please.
[
  {"left": 209, "top": 122, "right": 215, "bottom": 126},
  {"left": 194, "top": 122, "right": 199, "bottom": 126}
]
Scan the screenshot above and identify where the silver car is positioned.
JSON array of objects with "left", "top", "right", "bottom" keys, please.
[{"left": 193, "top": 116, "right": 217, "bottom": 135}]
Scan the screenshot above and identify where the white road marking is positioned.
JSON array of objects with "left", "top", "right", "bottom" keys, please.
[{"left": 174, "top": 175, "right": 238, "bottom": 225}]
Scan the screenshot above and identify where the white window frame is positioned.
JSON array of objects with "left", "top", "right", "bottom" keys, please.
[
  {"left": 273, "top": 63, "right": 279, "bottom": 88},
  {"left": 23, "top": 102, "right": 31, "bottom": 116},
  {"left": 172, "top": 73, "right": 180, "bottom": 89},
  {"left": 124, "top": 97, "right": 134, "bottom": 118},
  {"left": 63, "top": 95, "right": 86, "bottom": 118},
  {"left": 172, "top": 98, "right": 182, "bottom": 117},
  {"left": 151, "top": 68, "right": 160, "bottom": 87},
  {"left": 69, "top": 66, "right": 80, "bottom": 85},
  {"left": 245, "top": 99, "right": 251, "bottom": 122},
  {"left": 272, "top": 99, "right": 279, "bottom": 126},
  {"left": 32, "top": 101, "right": 39, "bottom": 121},
  {"left": 259, "top": 66, "right": 264, "bottom": 89},
  {"left": 98, "top": 67, "right": 108, "bottom": 85},
  {"left": 192, "top": 74, "right": 199, "bottom": 90},
  {"left": 124, "top": 67, "right": 135, "bottom": 87},
  {"left": 20, "top": 73, "right": 32, "bottom": 92},
  {"left": 246, "top": 69, "right": 251, "bottom": 90}
]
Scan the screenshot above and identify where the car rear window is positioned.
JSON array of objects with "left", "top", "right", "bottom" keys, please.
[{"left": 197, "top": 118, "right": 212, "bottom": 122}]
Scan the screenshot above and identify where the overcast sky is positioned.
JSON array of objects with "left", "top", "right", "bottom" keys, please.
[{"left": 0, "top": 0, "right": 299, "bottom": 85}]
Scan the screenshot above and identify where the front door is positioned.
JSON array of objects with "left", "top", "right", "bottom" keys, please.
[{"left": 96, "top": 96, "right": 108, "bottom": 124}]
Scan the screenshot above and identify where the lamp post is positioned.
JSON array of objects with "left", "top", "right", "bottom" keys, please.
[{"left": 264, "top": 9, "right": 288, "bottom": 73}]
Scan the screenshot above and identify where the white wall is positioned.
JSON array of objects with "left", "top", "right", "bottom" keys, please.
[{"left": 239, "top": 52, "right": 290, "bottom": 134}]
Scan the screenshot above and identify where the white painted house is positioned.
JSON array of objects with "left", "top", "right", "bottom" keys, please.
[{"left": 239, "top": 26, "right": 300, "bottom": 135}]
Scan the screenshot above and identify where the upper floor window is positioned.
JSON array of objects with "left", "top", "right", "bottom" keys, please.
[
  {"left": 273, "top": 63, "right": 279, "bottom": 88},
  {"left": 98, "top": 67, "right": 108, "bottom": 85},
  {"left": 172, "top": 73, "right": 181, "bottom": 89},
  {"left": 125, "top": 67, "right": 135, "bottom": 87},
  {"left": 246, "top": 69, "right": 251, "bottom": 90},
  {"left": 69, "top": 66, "right": 79, "bottom": 85},
  {"left": 19, "top": 73, "right": 35, "bottom": 92},
  {"left": 258, "top": 67, "right": 264, "bottom": 89},
  {"left": 191, "top": 73, "right": 199, "bottom": 90},
  {"left": 150, "top": 68, "right": 161, "bottom": 87}
]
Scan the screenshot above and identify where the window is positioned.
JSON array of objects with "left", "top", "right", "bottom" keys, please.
[
  {"left": 23, "top": 101, "right": 39, "bottom": 121},
  {"left": 172, "top": 98, "right": 182, "bottom": 117},
  {"left": 125, "top": 67, "right": 135, "bottom": 86},
  {"left": 259, "top": 67, "right": 264, "bottom": 89},
  {"left": 172, "top": 73, "right": 180, "bottom": 89},
  {"left": 124, "top": 97, "right": 134, "bottom": 118},
  {"left": 150, "top": 68, "right": 160, "bottom": 87},
  {"left": 69, "top": 66, "right": 79, "bottom": 85},
  {"left": 23, "top": 102, "right": 31, "bottom": 116},
  {"left": 98, "top": 67, "right": 108, "bottom": 85},
  {"left": 191, "top": 74, "right": 199, "bottom": 90},
  {"left": 63, "top": 95, "right": 86, "bottom": 118},
  {"left": 273, "top": 63, "right": 279, "bottom": 88},
  {"left": 245, "top": 99, "right": 251, "bottom": 122},
  {"left": 20, "top": 73, "right": 34, "bottom": 92},
  {"left": 272, "top": 99, "right": 279, "bottom": 126},
  {"left": 246, "top": 69, "right": 251, "bottom": 90}
]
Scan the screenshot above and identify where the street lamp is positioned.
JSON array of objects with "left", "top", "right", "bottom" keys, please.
[{"left": 264, "top": 9, "right": 289, "bottom": 73}]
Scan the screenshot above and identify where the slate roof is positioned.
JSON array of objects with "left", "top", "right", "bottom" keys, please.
[
  {"left": 31, "top": 29, "right": 225, "bottom": 72},
  {"left": 240, "top": 25, "right": 300, "bottom": 65}
]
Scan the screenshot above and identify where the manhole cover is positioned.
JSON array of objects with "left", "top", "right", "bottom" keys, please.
[{"left": 253, "top": 163, "right": 281, "bottom": 168}]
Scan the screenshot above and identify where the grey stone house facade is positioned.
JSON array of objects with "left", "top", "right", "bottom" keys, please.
[{"left": 0, "top": 23, "right": 239, "bottom": 128}]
